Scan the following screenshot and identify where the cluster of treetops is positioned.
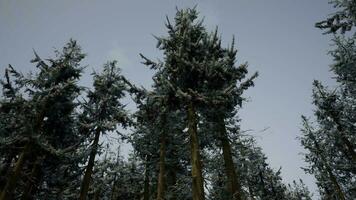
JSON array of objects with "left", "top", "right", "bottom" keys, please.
[{"left": 0, "top": 1, "right": 355, "bottom": 199}]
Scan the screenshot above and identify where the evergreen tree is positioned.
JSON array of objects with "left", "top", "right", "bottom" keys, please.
[
  {"left": 301, "top": 1, "right": 356, "bottom": 199},
  {"left": 79, "top": 60, "right": 130, "bottom": 200},
  {"left": 0, "top": 40, "right": 85, "bottom": 200},
  {"left": 140, "top": 7, "right": 257, "bottom": 199}
]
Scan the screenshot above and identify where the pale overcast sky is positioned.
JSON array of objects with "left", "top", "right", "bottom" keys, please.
[{"left": 0, "top": 0, "right": 337, "bottom": 197}]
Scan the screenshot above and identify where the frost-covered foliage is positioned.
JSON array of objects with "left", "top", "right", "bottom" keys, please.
[
  {"left": 301, "top": 1, "right": 356, "bottom": 199},
  {"left": 207, "top": 135, "right": 313, "bottom": 200},
  {"left": 316, "top": 0, "right": 356, "bottom": 34},
  {"left": 79, "top": 60, "right": 131, "bottom": 200},
  {"left": 0, "top": 40, "right": 85, "bottom": 199},
  {"left": 0, "top": 6, "right": 318, "bottom": 200}
]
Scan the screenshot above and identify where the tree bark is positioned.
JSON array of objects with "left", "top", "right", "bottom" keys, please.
[
  {"left": 79, "top": 129, "right": 101, "bottom": 200},
  {"left": 218, "top": 118, "right": 242, "bottom": 200},
  {"left": 157, "top": 132, "right": 166, "bottom": 200},
  {"left": 187, "top": 102, "right": 205, "bottom": 200},
  {"left": 0, "top": 143, "right": 31, "bottom": 200}
]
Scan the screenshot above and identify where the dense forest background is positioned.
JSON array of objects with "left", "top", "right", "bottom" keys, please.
[{"left": 0, "top": 0, "right": 355, "bottom": 199}]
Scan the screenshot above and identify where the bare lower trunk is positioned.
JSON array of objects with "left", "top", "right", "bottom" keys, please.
[
  {"left": 187, "top": 102, "right": 205, "bottom": 200},
  {"left": 219, "top": 118, "right": 242, "bottom": 200},
  {"left": 0, "top": 143, "right": 31, "bottom": 200},
  {"left": 157, "top": 132, "right": 166, "bottom": 200},
  {"left": 79, "top": 129, "right": 101, "bottom": 200}
]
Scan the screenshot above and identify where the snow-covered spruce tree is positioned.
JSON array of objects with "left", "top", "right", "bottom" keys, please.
[
  {"left": 197, "top": 30, "right": 257, "bottom": 199},
  {"left": 139, "top": 8, "right": 207, "bottom": 199},
  {"left": 301, "top": 1, "right": 356, "bottom": 199},
  {"left": 140, "top": 7, "right": 258, "bottom": 199},
  {"left": 301, "top": 116, "right": 348, "bottom": 200},
  {"left": 33, "top": 43, "right": 87, "bottom": 200},
  {"left": 0, "top": 40, "right": 85, "bottom": 200},
  {"left": 79, "top": 61, "right": 130, "bottom": 200}
]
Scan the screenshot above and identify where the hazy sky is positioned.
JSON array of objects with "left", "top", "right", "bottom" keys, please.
[{"left": 0, "top": 0, "right": 337, "bottom": 197}]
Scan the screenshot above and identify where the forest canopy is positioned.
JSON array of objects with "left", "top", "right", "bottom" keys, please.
[{"left": 0, "top": 1, "right": 355, "bottom": 200}]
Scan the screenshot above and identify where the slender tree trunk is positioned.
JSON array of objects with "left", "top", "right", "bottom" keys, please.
[
  {"left": 157, "top": 132, "right": 166, "bottom": 200},
  {"left": 0, "top": 143, "right": 31, "bottom": 200},
  {"left": 218, "top": 118, "right": 242, "bottom": 200},
  {"left": 143, "top": 159, "right": 150, "bottom": 200},
  {"left": 20, "top": 156, "right": 43, "bottom": 200},
  {"left": 79, "top": 129, "right": 101, "bottom": 200},
  {"left": 187, "top": 102, "right": 205, "bottom": 200}
]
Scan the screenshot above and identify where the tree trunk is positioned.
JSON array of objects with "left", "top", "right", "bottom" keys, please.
[
  {"left": 20, "top": 156, "right": 43, "bottom": 200},
  {"left": 0, "top": 143, "right": 31, "bottom": 200},
  {"left": 79, "top": 129, "right": 101, "bottom": 200},
  {"left": 143, "top": 159, "right": 150, "bottom": 200},
  {"left": 218, "top": 118, "right": 242, "bottom": 200},
  {"left": 187, "top": 102, "right": 205, "bottom": 200},
  {"left": 157, "top": 132, "right": 166, "bottom": 200}
]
